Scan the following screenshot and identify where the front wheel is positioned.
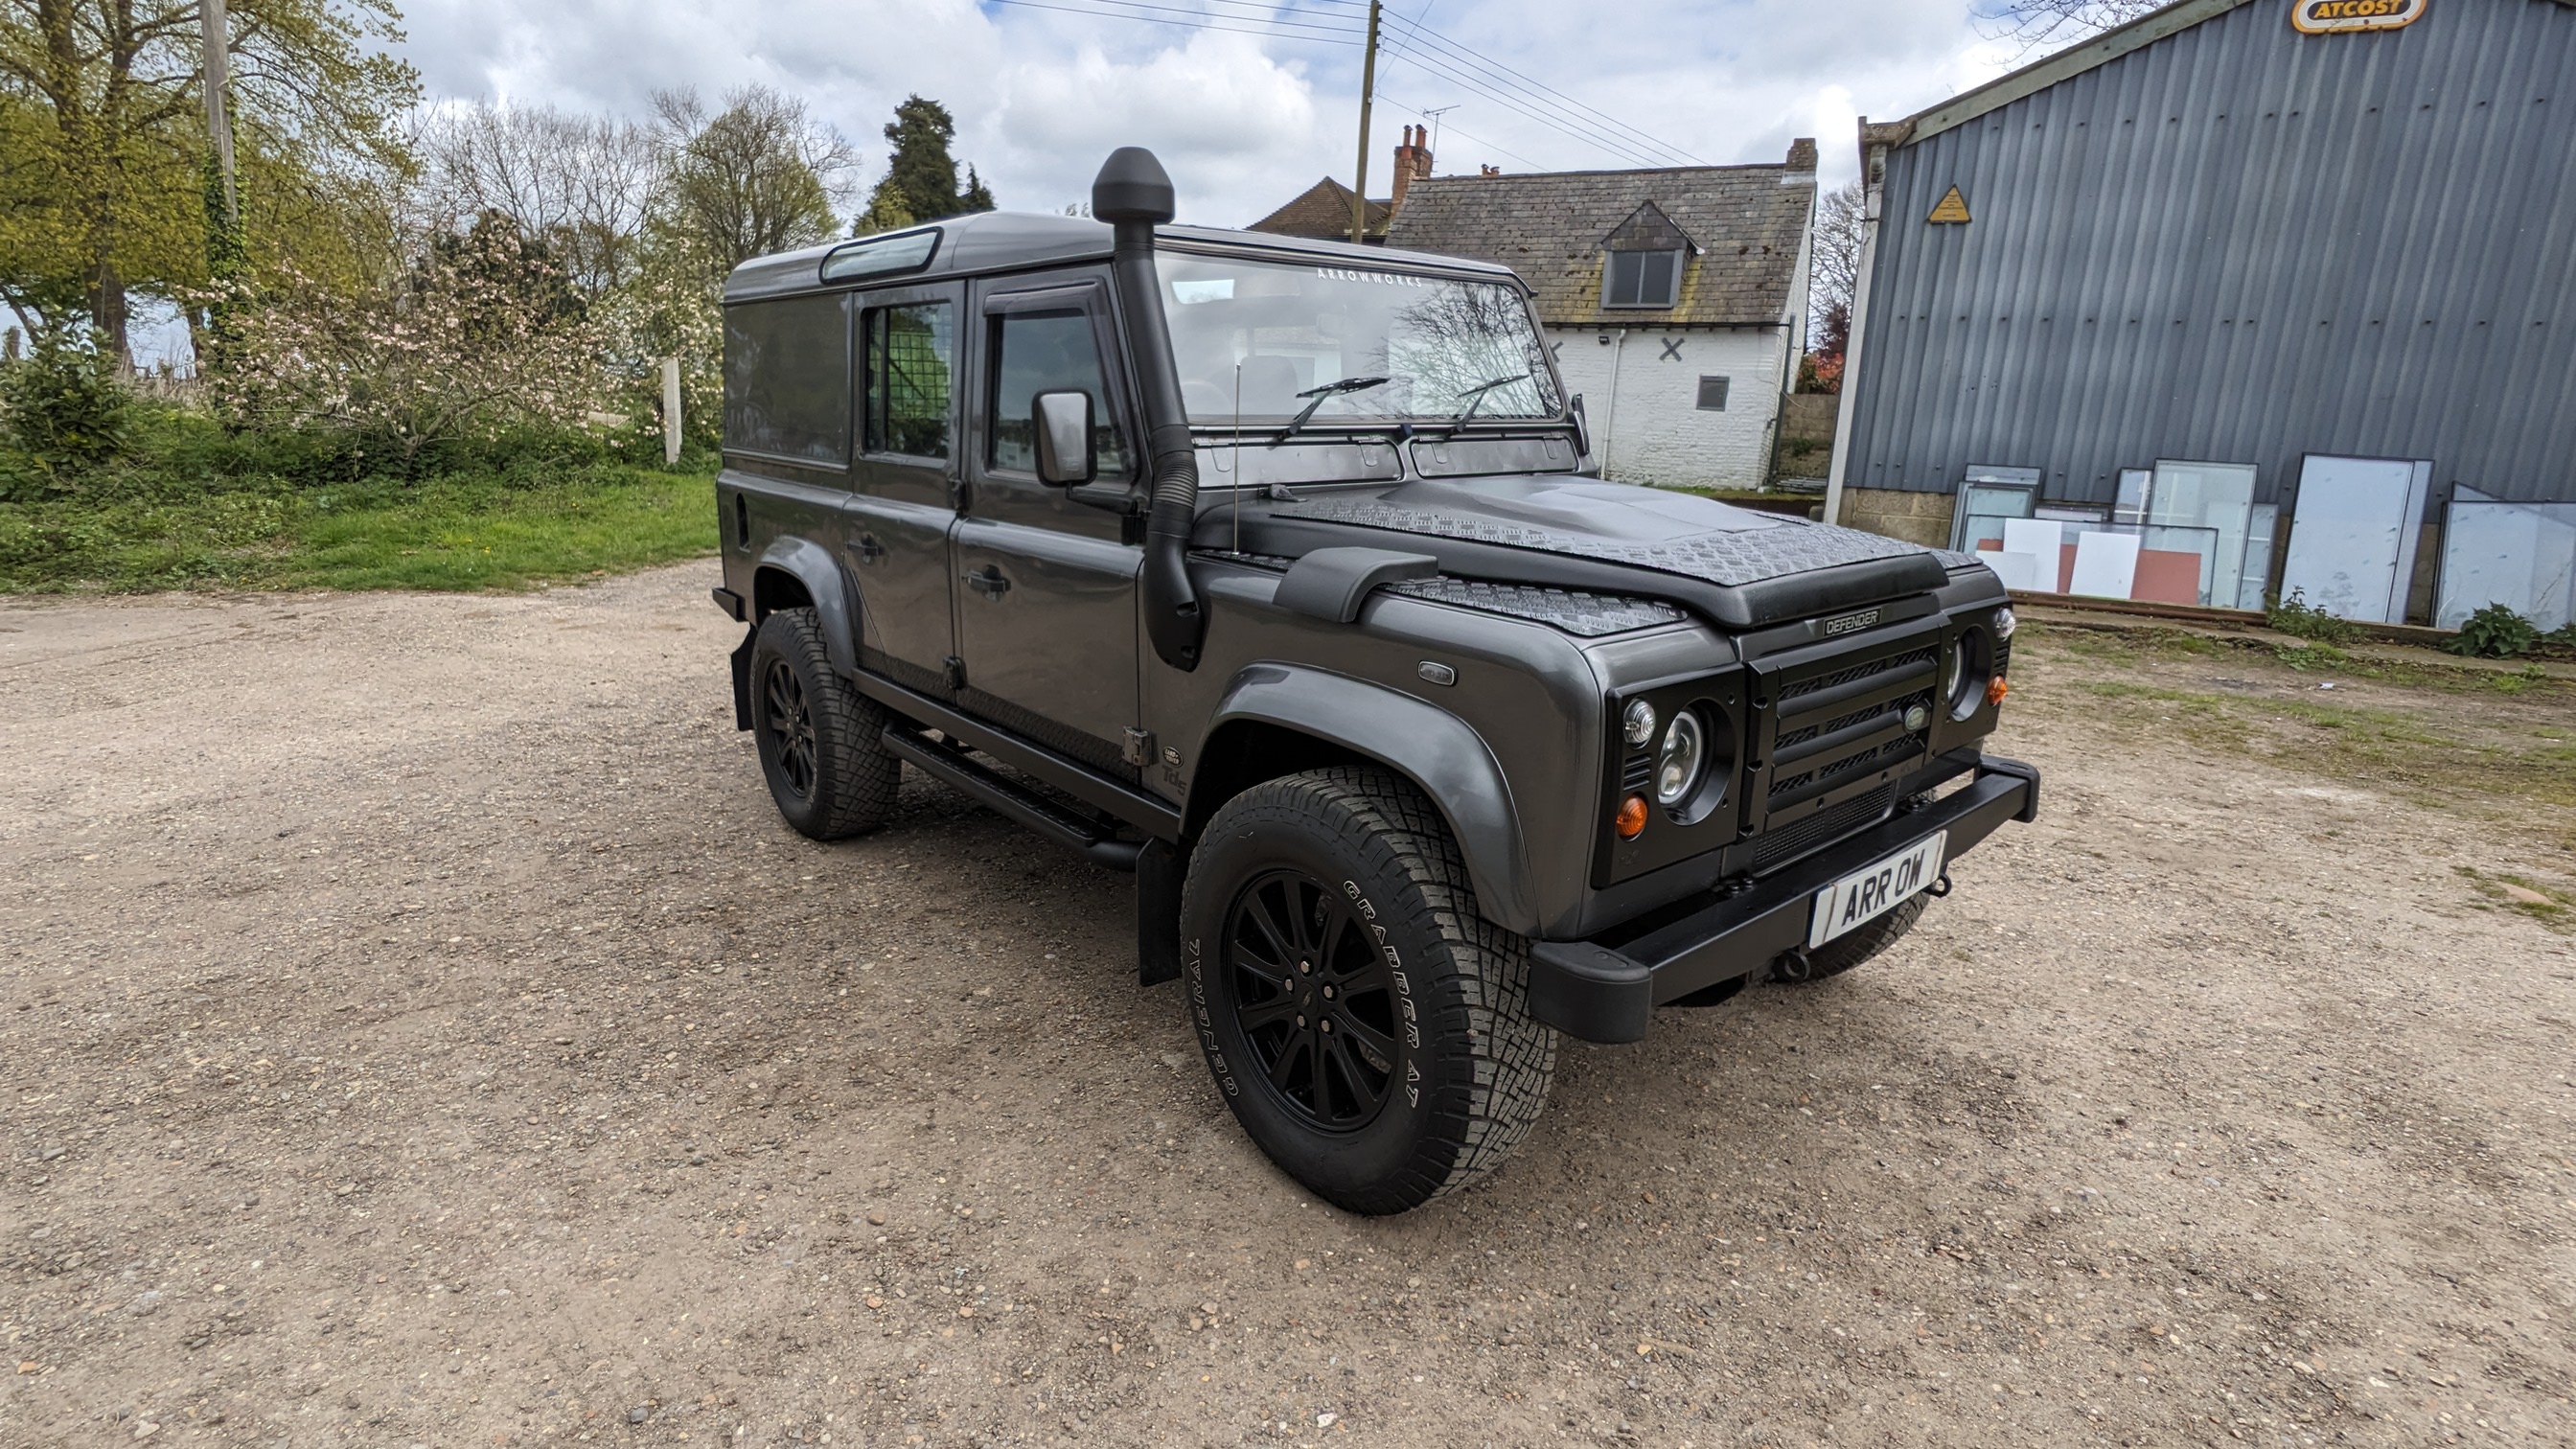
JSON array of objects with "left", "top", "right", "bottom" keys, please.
[{"left": 1181, "top": 768, "right": 1556, "bottom": 1214}]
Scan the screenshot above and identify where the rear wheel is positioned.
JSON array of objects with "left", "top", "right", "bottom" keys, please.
[
  {"left": 748, "top": 608, "right": 898, "bottom": 840},
  {"left": 1182, "top": 768, "right": 1556, "bottom": 1214}
]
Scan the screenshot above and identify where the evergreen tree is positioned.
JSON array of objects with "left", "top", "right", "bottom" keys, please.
[{"left": 856, "top": 96, "right": 996, "bottom": 235}]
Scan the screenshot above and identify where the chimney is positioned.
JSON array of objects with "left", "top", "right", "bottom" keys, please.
[
  {"left": 1785, "top": 136, "right": 1819, "bottom": 173},
  {"left": 1390, "top": 125, "right": 1434, "bottom": 214}
]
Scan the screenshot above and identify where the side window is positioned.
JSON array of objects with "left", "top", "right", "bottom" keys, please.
[
  {"left": 724, "top": 295, "right": 850, "bottom": 462},
  {"left": 988, "top": 308, "right": 1127, "bottom": 479},
  {"left": 862, "top": 302, "right": 953, "bottom": 459}
]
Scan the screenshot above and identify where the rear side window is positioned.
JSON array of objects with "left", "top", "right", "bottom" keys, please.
[
  {"left": 723, "top": 296, "right": 850, "bottom": 463},
  {"left": 862, "top": 303, "right": 954, "bottom": 459},
  {"left": 988, "top": 308, "right": 1125, "bottom": 478}
]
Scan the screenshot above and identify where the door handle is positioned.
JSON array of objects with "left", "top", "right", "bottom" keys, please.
[
  {"left": 853, "top": 533, "right": 887, "bottom": 564},
  {"left": 964, "top": 565, "right": 1012, "bottom": 598}
]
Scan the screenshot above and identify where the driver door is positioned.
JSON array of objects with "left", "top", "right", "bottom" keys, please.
[{"left": 952, "top": 272, "right": 1144, "bottom": 779}]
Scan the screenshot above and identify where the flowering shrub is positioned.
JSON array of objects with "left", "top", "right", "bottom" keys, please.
[
  {"left": 591, "top": 239, "right": 724, "bottom": 452},
  {"left": 212, "top": 220, "right": 611, "bottom": 467}
]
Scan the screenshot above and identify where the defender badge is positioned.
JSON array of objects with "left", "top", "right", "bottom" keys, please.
[{"left": 1823, "top": 608, "right": 1881, "bottom": 636}]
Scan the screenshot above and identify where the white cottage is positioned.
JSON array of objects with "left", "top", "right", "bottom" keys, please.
[{"left": 1383, "top": 142, "right": 1819, "bottom": 492}]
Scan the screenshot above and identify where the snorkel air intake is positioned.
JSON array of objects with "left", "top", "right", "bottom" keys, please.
[{"left": 1092, "top": 147, "right": 1204, "bottom": 672}]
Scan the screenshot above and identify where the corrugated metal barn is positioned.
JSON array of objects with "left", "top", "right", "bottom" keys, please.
[{"left": 1828, "top": 0, "right": 2576, "bottom": 627}]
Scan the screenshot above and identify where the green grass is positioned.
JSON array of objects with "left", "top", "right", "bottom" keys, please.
[
  {"left": 2061, "top": 664, "right": 2576, "bottom": 812},
  {"left": 0, "top": 408, "right": 720, "bottom": 593}
]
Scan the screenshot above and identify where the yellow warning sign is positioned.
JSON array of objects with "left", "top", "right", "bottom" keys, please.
[{"left": 1927, "top": 186, "right": 1971, "bottom": 224}]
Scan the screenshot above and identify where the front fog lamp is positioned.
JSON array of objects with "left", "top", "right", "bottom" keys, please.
[
  {"left": 1622, "top": 699, "right": 1658, "bottom": 748},
  {"left": 1654, "top": 710, "right": 1708, "bottom": 807}
]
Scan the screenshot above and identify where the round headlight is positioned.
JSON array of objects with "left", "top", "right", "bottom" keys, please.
[
  {"left": 1948, "top": 626, "right": 1991, "bottom": 720},
  {"left": 1622, "top": 699, "right": 1658, "bottom": 748},
  {"left": 1655, "top": 710, "right": 1707, "bottom": 807}
]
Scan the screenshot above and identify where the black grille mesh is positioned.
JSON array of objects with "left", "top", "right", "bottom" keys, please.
[
  {"left": 1778, "top": 645, "right": 1938, "bottom": 705},
  {"left": 1752, "top": 785, "right": 1897, "bottom": 874}
]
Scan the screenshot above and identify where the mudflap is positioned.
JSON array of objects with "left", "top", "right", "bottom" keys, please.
[
  {"left": 1137, "top": 838, "right": 1185, "bottom": 987},
  {"left": 728, "top": 625, "right": 756, "bottom": 731}
]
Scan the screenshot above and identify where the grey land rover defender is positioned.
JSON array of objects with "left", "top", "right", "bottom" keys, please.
[{"left": 710, "top": 148, "right": 2039, "bottom": 1214}]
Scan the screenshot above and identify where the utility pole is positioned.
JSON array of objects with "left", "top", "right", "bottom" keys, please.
[
  {"left": 1348, "top": 0, "right": 1382, "bottom": 245},
  {"left": 200, "top": 0, "right": 237, "bottom": 224}
]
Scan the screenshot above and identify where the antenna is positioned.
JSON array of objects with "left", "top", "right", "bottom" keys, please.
[{"left": 1421, "top": 104, "right": 1459, "bottom": 161}]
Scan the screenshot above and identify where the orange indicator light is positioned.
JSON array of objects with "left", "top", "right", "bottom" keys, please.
[{"left": 1615, "top": 794, "right": 1649, "bottom": 840}]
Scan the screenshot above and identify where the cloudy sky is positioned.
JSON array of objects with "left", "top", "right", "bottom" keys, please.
[{"left": 392, "top": 0, "right": 2033, "bottom": 224}]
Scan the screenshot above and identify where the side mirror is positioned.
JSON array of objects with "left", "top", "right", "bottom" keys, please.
[
  {"left": 1568, "top": 393, "right": 1593, "bottom": 461},
  {"left": 1033, "top": 390, "right": 1095, "bottom": 487}
]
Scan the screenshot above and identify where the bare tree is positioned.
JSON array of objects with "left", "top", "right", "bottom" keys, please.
[
  {"left": 1978, "top": 0, "right": 2169, "bottom": 57},
  {"left": 649, "top": 85, "right": 858, "bottom": 275},
  {"left": 412, "top": 103, "right": 663, "bottom": 299},
  {"left": 1806, "top": 179, "right": 1865, "bottom": 351}
]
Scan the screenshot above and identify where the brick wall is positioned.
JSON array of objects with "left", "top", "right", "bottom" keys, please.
[
  {"left": 1550, "top": 327, "right": 1783, "bottom": 490},
  {"left": 1837, "top": 486, "right": 1954, "bottom": 548}
]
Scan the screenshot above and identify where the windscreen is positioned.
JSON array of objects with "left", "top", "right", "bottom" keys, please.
[{"left": 1156, "top": 254, "right": 1561, "bottom": 425}]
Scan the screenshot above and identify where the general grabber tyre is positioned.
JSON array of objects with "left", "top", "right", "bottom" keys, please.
[
  {"left": 1181, "top": 767, "right": 1557, "bottom": 1214},
  {"left": 748, "top": 608, "right": 899, "bottom": 840}
]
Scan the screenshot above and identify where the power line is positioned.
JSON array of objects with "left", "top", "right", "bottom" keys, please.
[
  {"left": 1380, "top": 27, "right": 1701, "bottom": 165},
  {"left": 982, "top": 0, "right": 1368, "bottom": 44},
  {"left": 1300, "top": 0, "right": 1703, "bottom": 166},
  {"left": 983, "top": 0, "right": 1701, "bottom": 170},
  {"left": 1376, "top": 90, "right": 1540, "bottom": 171}
]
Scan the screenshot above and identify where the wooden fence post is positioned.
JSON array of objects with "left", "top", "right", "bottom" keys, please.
[{"left": 661, "top": 357, "right": 682, "bottom": 466}]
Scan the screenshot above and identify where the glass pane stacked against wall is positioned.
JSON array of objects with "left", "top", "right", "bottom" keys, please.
[
  {"left": 2278, "top": 457, "right": 2433, "bottom": 625},
  {"left": 1955, "top": 461, "right": 2257, "bottom": 609},
  {"left": 2439, "top": 489, "right": 2576, "bottom": 632}
]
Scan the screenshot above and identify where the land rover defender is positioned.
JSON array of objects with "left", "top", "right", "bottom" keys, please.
[{"left": 709, "top": 148, "right": 2039, "bottom": 1213}]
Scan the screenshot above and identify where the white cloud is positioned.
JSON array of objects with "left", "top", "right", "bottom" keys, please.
[{"left": 388, "top": 0, "right": 2029, "bottom": 222}]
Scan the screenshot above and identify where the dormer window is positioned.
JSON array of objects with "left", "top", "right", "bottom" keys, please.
[
  {"left": 1604, "top": 249, "right": 1682, "bottom": 309},
  {"left": 1599, "top": 199, "right": 1695, "bottom": 310}
]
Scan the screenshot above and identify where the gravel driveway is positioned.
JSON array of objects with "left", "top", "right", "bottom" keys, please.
[{"left": 4, "top": 564, "right": 2570, "bottom": 1448}]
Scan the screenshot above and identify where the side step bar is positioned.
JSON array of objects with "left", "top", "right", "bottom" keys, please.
[{"left": 880, "top": 727, "right": 1145, "bottom": 871}]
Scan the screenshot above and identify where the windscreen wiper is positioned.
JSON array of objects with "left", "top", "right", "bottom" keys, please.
[
  {"left": 1269, "top": 375, "right": 1390, "bottom": 447},
  {"left": 1449, "top": 371, "right": 1531, "bottom": 426}
]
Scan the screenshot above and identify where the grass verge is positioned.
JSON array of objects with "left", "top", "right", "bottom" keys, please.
[{"left": 1, "top": 462, "right": 718, "bottom": 594}]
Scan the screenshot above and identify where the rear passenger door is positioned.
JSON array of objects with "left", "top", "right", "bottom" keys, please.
[
  {"left": 951, "top": 274, "right": 1144, "bottom": 778},
  {"left": 843, "top": 285, "right": 965, "bottom": 697}
]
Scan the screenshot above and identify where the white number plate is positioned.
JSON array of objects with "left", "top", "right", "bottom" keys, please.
[{"left": 1807, "top": 831, "right": 1946, "bottom": 949}]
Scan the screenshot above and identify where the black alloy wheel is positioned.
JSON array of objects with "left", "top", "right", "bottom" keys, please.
[
  {"left": 761, "top": 656, "right": 818, "bottom": 801},
  {"left": 1181, "top": 767, "right": 1558, "bottom": 1214},
  {"left": 1224, "top": 869, "right": 1402, "bottom": 1131},
  {"left": 746, "top": 607, "right": 899, "bottom": 840}
]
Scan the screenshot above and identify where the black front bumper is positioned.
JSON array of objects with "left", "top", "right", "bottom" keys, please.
[{"left": 1527, "top": 755, "right": 2040, "bottom": 1044}]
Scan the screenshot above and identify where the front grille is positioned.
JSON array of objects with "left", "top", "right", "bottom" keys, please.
[
  {"left": 1761, "top": 638, "right": 1937, "bottom": 815},
  {"left": 1778, "top": 645, "right": 1938, "bottom": 708},
  {"left": 1751, "top": 784, "right": 1897, "bottom": 874}
]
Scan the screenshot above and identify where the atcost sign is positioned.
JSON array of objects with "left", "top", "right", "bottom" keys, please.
[{"left": 2291, "top": 0, "right": 2428, "bottom": 34}]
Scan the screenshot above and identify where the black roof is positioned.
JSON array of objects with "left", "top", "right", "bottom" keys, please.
[{"left": 722, "top": 211, "right": 1520, "bottom": 305}]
